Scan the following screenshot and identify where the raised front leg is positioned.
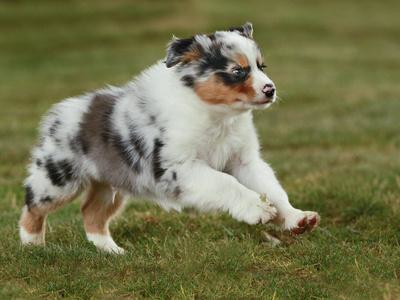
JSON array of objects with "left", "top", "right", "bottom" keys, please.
[
  {"left": 232, "top": 157, "right": 320, "bottom": 234},
  {"left": 173, "top": 161, "right": 277, "bottom": 225}
]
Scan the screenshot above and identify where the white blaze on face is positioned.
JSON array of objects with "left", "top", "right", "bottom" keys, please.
[{"left": 251, "top": 67, "right": 275, "bottom": 102}]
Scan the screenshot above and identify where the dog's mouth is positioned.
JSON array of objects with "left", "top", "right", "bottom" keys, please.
[
  {"left": 251, "top": 98, "right": 273, "bottom": 105},
  {"left": 235, "top": 98, "right": 274, "bottom": 106}
]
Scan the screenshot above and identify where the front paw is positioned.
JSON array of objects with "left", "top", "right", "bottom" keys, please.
[
  {"left": 238, "top": 197, "right": 278, "bottom": 225},
  {"left": 282, "top": 209, "right": 320, "bottom": 235}
]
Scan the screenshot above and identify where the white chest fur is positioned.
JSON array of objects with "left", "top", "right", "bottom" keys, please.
[{"left": 195, "top": 113, "right": 251, "bottom": 171}]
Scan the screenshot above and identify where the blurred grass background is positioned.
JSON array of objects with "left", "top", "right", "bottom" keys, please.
[{"left": 0, "top": 0, "right": 399, "bottom": 298}]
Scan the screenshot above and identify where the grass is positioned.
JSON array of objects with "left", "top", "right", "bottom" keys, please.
[{"left": 1, "top": 0, "right": 399, "bottom": 298}]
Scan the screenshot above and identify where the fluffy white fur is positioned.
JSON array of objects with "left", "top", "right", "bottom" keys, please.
[{"left": 19, "top": 24, "right": 319, "bottom": 253}]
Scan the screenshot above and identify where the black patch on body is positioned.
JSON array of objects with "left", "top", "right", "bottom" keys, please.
[
  {"left": 181, "top": 75, "right": 195, "bottom": 87},
  {"left": 69, "top": 134, "right": 89, "bottom": 154},
  {"left": 40, "top": 196, "right": 52, "bottom": 203},
  {"left": 99, "top": 99, "right": 115, "bottom": 144},
  {"left": 49, "top": 119, "right": 61, "bottom": 136},
  {"left": 111, "top": 134, "right": 142, "bottom": 173},
  {"left": 172, "top": 171, "right": 177, "bottom": 181},
  {"left": 128, "top": 124, "right": 147, "bottom": 158},
  {"left": 24, "top": 185, "right": 34, "bottom": 207},
  {"left": 45, "top": 158, "right": 62, "bottom": 186},
  {"left": 152, "top": 138, "right": 166, "bottom": 180},
  {"left": 58, "top": 160, "right": 74, "bottom": 181},
  {"left": 109, "top": 120, "right": 148, "bottom": 173},
  {"left": 44, "top": 158, "right": 75, "bottom": 187},
  {"left": 36, "top": 159, "right": 42, "bottom": 167}
]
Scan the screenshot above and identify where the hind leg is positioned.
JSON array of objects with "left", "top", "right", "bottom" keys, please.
[
  {"left": 19, "top": 157, "right": 82, "bottom": 245},
  {"left": 19, "top": 205, "right": 46, "bottom": 245},
  {"left": 19, "top": 191, "right": 79, "bottom": 245},
  {"left": 19, "top": 184, "right": 81, "bottom": 246},
  {"left": 81, "top": 181, "right": 126, "bottom": 254}
]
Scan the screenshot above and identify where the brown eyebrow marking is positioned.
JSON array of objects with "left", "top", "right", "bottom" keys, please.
[{"left": 235, "top": 54, "right": 249, "bottom": 68}]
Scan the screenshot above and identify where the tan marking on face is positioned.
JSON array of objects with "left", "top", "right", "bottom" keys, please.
[
  {"left": 194, "top": 74, "right": 256, "bottom": 105},
  {"left": 81, "top": 181, "right": 125, "bottom": 235},
  {"left": 235, "top": 54, "right": 249, "bottom": 68}
]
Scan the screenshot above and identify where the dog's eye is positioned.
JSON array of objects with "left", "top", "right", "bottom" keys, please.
[
  {"left": 232, "top": 67, "right": 247, "bottom": 78},
  {"left": 257, "top": 63, "right": 267, "bottom": 71}
]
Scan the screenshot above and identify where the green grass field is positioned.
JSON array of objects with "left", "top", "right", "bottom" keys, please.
[{"left": 1, "top": 0, "right": 399, "bottom": 298}]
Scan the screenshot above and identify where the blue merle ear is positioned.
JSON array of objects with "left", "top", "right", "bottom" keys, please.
[
  {"left": 229, "top": 22, "right": 253, "bottom": 39},
  {"left": 165, "top": 36, "right": 195, "bottom": 68}
]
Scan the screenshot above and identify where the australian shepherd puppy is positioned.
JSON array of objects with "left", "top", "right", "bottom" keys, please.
[{"left": 19, "top": 23, "right": 320, "bottom": 254}]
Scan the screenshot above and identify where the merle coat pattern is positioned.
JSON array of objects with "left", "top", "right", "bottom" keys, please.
[{"left": 19, "top": 23, "right": 320, "bottom": 253}]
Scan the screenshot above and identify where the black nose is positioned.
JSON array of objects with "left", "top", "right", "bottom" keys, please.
[{"left": 262, "top": 84, "right": 275, "bottom": 98}]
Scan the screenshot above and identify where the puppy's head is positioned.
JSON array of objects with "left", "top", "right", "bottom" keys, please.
[{"left": 166, "top": 22, "right": 276, "bottom": 111}]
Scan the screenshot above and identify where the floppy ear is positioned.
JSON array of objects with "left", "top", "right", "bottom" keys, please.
[
  {"left": 165, "top": 36, "right": 195, "bottom": 68},
  {"left": 229, "top": 22, "right": 253, "bottom": 39}
]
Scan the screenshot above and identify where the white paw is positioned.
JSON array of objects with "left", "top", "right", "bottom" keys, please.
[
  {"left": 86, "top": 233, "right": 125, "bottom": 255},
  {"left": 20, "top": 226, "right": 45, "bottom": 245},
  {"left": 282, "top": 209, "right": 320, "bottom": 235},
  {"left": 238, "top": 197, "right": 278, "bottom": 225}
]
